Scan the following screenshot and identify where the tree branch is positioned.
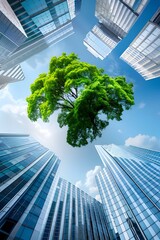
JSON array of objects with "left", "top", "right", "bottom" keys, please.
[
  {"left": 57, "top": 103, "right": 73, "bottom": 110},
  {"left": 59, "top": 95, "right": 74, "bottom": 108},
  {"left": 70, "top": 88, "right": 77, "bottom": 99},
  {"left": 75, "top": 87, "right": 78, "bottom": 98}
]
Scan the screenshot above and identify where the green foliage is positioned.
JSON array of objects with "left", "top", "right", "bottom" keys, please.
[{"left": 26, "top": 53, "right": 134, "bottom": 147}]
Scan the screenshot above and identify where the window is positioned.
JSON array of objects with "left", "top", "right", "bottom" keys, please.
[
  {"left": 1, "top": 219, "right": 16, "bottom": 234},
  {"left": 22, "top": 0, "right": 47, "bottom": 15},
  {"left": 23, "top": 213, "right": 38, "bottom": 228},
  {"left": 132, "top": 0, "right": 142, "bottom": 11},
  {"left": 153, "top": 12, "right": 160, "bottom": 26},
  {"left": 32, "top": 11, "right": 52, "bottom": 27},
  {"left": 59, "top": 13, "right": 70, "bottom": 25},
  {"left": 15, "top": 226, "right": 33, "bottom": 240},
  {"left": 39, "top": 22, "right": 56, "bottom": 35},
  {"left": 55, "top": 2, "right": 68, "bottom": 16}
]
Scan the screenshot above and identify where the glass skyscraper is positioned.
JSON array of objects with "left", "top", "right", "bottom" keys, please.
[
  {"left": 84, "top": 0, "right": 148, "bottom": 59},
  {"left": 0, "top": 0, "right": 82, "bottom": 89},
  {"left": 0, "top": 134, "right": 110, "bottom": 240},
  {"left": 120, "top": 9, "right": 160, "bottom": 80},
  {"left": 43, "top": 177, "right": 110, "bottom": 240},
  {"left": 1, "top": 0, "right": 82, "bottom": 71},
  {"left": 0, "top": 0, "right": 26, "bottom": 89},
  {"left": 0, "top": 134, "right": 61, "bottom": 240},
  {"left": 0, "top": 0, "right": 27, "bottom": 65},
  {"left": 95, "top": 144, "right": 160, "bottom": 240}
]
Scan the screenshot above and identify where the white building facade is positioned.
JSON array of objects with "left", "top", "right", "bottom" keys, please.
[
  {"left": 120, "top": 9, "right": 160, "bottom": 80},
  {"left": 84, "top": 0, "right": 148, "bottom": 59},
  {"left": 0, "top": 65, "right": 25, "bottom": 89}
]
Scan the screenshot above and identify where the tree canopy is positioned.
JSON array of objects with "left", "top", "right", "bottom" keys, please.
[{"left": 26, "top": 53, "right": 134, "bottom": 147}]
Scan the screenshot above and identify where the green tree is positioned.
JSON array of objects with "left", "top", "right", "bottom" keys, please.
[{"left": 26, "top": 53, "right": 134, "bottom": 147}]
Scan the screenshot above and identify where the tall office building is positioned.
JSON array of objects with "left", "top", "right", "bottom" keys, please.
[
  {"left": 0, "top": 134, "right": 61, "bottom": 240},
  {"left": 43, "top": 177, "right": 110, "bottom": 240},
  {"left": 0, "top": 0, "right": 27, "bottom": 65},
  {"left": 0, "top": 134, "right": 111, "bottom": 240},
  {"left": 0, "top": 0, "right": 26, "bottom": 88},
  {"left": 0, "top": 0, "right": 82, "bottom": 70},
  {"left": 120, "top": 9, "right": 160, "bottom": 80},
  {"left": 67, "top": 0, "right": 82, "bottom": 18},
  {"left": 0, "top": 65, "right": 25, "bottom": 89},
  {"left": 83, "top": 23, "right": 120, "bottom": 60},
  {"left": 84, "top": 0, "right": 148, "bottom": 59},
  {"left": 95, "top": 144, "right": 160, "bottom": 240}
]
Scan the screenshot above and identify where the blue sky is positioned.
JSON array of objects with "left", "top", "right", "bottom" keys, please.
[{"left": 0, "top": 0, "right": 160, "bottom": 199}]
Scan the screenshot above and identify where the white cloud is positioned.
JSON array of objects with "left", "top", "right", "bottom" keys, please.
[
  {"left": 85, "top": 165, "right": 101, "bottom": 193},
  {"left": 0, "top": 87, "right": 53, "bottom": 143},
  {"left": 1, "top": 103, "right": 27, "bottom": 116},
  {"left": 33, "top": 122, "right": 51, "bottom": 138},
  {"left": 0, "top": 86, "right": 27, "bottom": 116},
  {"left": 138, "top": 102, "right": 146, "bottom": 109},
  {"left": 75, "top": 180, "right": 82, "bottom": 188},
  {"left": 75, "top": 166, "right": 101, "bottom": 199},
  {"left": 95, "top": 194, "right": 101, "bottom": 202},
  {"left": 125, "top": 134, "right": 160, "bottom": 150},
  {"left": 0, "top": 86, "right": 13, "bottom": 100},
  {"left": 0, "top": 86, "right": 72, "bottom": 165},
  {"left": 88, "top": 185, "right": 98, "bottom": 194}
]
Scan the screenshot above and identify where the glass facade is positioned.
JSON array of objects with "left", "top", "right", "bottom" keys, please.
[
  {"left": 84, "top": 0, "right": 148, "bottom": 60},
  {"left": 0, "top": 134, "right": 60, "bottom": 240},
  {"left": 67, "top": 0, "right": 82, "bottom": 19},
  {"left": 0, "top": 134, "right": 111, "bottom": 240},
  {"left": 120, "top": 10, "right": 160, "bottom": 80},
  {"left": 7, "top": 0, "right": 72, "bottom": 40},
  {"left": 83, "top": 24, "right": 119, "bottom": 59},
  {"left": 1, "top": 22, "right": 74, "bottom": 74},
  {"left": 0, "top": 0, "right": 27, "bottom": 64},
  {"left": 43, "top": 177, "right": 110, "bottom": 240},
  {"left": 21, "top": 0, "right": 48, "bottom": 15},
  {"left": 95, "top": 144, "right": 160, "bottom": 240},
  {"left": 0, "top": 65, "right": 25, "bottom": 89},
  {"left": 83, "top": 30, "right": 111, "bottom": 60},
  {"left": 1, "top": 0, "right": 81, "bottom": 70}
]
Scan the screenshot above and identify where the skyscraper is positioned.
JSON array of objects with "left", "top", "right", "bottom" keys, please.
[
  {"left": 0, "top": 65, "right": 25, "bottom": 90},
  {"left": 1, "top": 0, "right": 82, "bottom": 70},
  {"left": 0, "top": 134, "right": 111, "bottom": 240},
  {"left": 0, "top": 134, "right": 61, "bottom": 240},
  {"left": 84, "top": 0, "right": 148, "bottom": 59},
  {"left": 95, "top": 144, "right": 160, "bottom": 240},
  {"left": 120, "top": 9, "right": 160, "bottom": 80},
  {"left": 0, "top": 0, "right": 26, "bottom": 89},
  {"left": 0, "top": 0, "right": 82, "bottom": 88},
  {"left": 43, "top": 177, "right": 110, "bottom": 240},
  {"left": 0, "top": 0, "right": 27, "bottom": 65}
]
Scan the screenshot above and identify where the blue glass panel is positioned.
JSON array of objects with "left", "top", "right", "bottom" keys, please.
[
  {"left": 22, "top": 0, "right": 47, "bottom": 15},
  {"left": 32, "top": 11, "right": 52, "bottom": 27},
  {"left": 39, "top": 22, "right": 56, "bottom": 35},
  {"left": 58, "top": 13, "right": 70, "bottom": 25},
  {"left": 23, "top": 213, "right": 39, "bottom": 228},
  {"left": 55, "top": 2, "right": 68, "bottom": 16},
  {"left": 132, "top": 0, "right": 142, "bottom": 11},
  {"left": 16, "top": 225, "right": 33, "bottom": 240}
]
